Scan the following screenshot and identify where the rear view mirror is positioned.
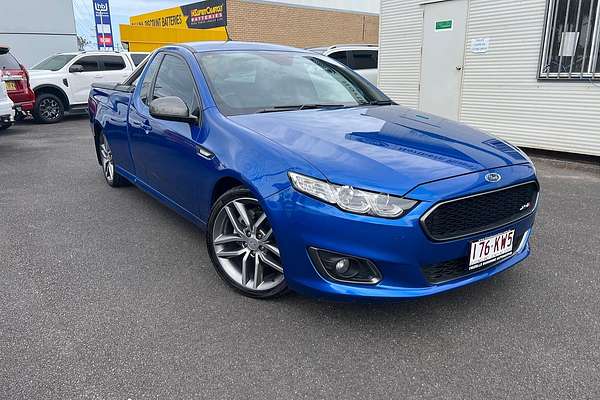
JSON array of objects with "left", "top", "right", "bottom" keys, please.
[
  {"left": 149, "top": 96, "right": 198, "bottom": 124},
  {"left": 69, "top": 64, "right": 84, "bottom": 73}
]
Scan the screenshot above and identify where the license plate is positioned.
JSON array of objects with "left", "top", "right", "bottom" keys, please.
[
  {"left": 5, "top": 81, "right": 16, "bottom": 91},
  {"left": 469, "top": 230, "right": 515, "bottom": 270}
]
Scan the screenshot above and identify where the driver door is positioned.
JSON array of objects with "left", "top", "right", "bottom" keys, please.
[{"left": 130, "top": 53, "right": 208, "bottom": 214}]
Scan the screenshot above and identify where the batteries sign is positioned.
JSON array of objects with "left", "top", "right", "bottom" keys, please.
[{"left": 131, "top": 1, "right": 227, "bottom": 30}]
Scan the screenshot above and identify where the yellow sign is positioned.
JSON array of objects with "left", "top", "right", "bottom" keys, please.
[
  {"left": 130, "top": 1, "right": 227, "bottom": 30},
  {"left": 131, "top": 6, "right": 188, "bottom": 29}
]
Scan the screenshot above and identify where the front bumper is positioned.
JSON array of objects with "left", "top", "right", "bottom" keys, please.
[{"left": 263, "top": 164, "right": 538, "bottom": 301}]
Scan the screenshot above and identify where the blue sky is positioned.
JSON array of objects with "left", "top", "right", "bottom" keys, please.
[{"left": 72, "top": 0, "right": 379, "bottom": 51}]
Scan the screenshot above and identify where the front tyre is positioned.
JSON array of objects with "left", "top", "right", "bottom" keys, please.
[
  {"left": 207, "top": 187, "right": 287, "bottom": 299},
  {"left": 98, "top": 133, "right": 127, "bottom": 187},
  {"left": 33, "top": 93, "right": 65, "bottom": 124}
]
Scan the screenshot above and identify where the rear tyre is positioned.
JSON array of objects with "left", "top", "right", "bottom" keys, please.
[
  {"left": 33, "top": 93, "right": 64, "bottom": 124},
  {"left": 207, "top": 187, "right": 288, "bottom": 299},
  {"left": 98, "top": 133, "right": 127, "bottom": 187}
]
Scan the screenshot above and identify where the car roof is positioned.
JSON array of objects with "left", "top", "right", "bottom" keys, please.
[
  {"left": 57, "top": 51, "right": 141, "bottom": 56},
  {"left": 184, "top": 41, "right": 309, "bottom": 53},
  {"left": 326, "top": 44, "right": 379, "bottom": 50}
]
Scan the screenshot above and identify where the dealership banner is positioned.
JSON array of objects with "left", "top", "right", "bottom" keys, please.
[
  {"left": 92, "top": 0, "right": 114, "bottom": 50},
  {"left": 130, "top": 0, "right": 227, "bottom": 30}
]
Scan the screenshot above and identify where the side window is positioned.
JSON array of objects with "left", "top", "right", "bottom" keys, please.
[
  {"left": 139, "top": 54, "right": 162, "bottom": 105},
  {"left": 349, "top": 51, "right": 378, "bottom": 70},
  {"left": 328, "top": 51, "right": 350, "bottom": 67},
  {"left": 130, "top": 53, "right": 148, "bottom": 66},
  {"left": 101, "top": 55, "right": 126, "bottom": 71},
  {"left": 0, "top": 53, "right": 21, "bottom": 69},
  {"left": 152, "top": 54, "right": 199, "bottom": 115},
  {"left": 74, "top": 56, "right": 100, "bottom": 72}
]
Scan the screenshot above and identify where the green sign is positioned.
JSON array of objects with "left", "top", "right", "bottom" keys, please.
[{"left": 435, "top": 20, "right": 453, "bottom": 31}]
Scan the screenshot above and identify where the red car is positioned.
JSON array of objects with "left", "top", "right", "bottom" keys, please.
[{"left": 0, "top": 46, "right": 35, "bottom": 119}]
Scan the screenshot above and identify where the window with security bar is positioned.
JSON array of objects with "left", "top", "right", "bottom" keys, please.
[{"left": 540, "top": 0, "right": 600, "bottom": 80}]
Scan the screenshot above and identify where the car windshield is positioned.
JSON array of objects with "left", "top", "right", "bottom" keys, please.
[
  {"left": 32, "top": 54, "right": 77, "bottom": 71},
  {"left": 196, "top": 51, "right": 390, "bottom": 116}
]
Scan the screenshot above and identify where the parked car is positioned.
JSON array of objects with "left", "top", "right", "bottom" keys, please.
[
  {"left": 0, "top": 46, "right": 35, "bottom": 120},
  {"left": 308, "top": 44, "right": 379, "bottom": 85},
  {"left": 89, "top": 42, "right": 539, "bottom": 301},
  {"left": 0, "top": 79, "right": 15, "bottom": 130},
  {"left": 29, "top": 51, "right": 148, "bottom": 123}
]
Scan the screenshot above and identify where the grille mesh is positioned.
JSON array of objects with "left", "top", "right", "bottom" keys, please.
[{"left": 422, "top": 182, "right": 538, "bottom": 241}]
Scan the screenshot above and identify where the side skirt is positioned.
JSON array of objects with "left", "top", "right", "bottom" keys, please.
[{"left": 115, "top": 165, "right": 208, "bottom": 231}]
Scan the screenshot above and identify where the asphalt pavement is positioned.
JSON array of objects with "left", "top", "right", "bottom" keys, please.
[{"left": 1, "top": 116, "right": 599, "bottom": 399}]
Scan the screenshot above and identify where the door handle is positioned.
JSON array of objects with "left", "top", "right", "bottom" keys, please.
[
  {"left": 94, "top": 75, "right": 103, "bottom": 78},
  {"left": 195, "top": 145, "right": 214, "bottom": 159}
]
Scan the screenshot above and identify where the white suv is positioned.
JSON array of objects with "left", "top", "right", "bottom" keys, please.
[
  {"left": 0, "top": 79, "right": 15, "bottom": 131},
  {"left": 28, "top": 51, "right": 148, "bottom": 123},
  {"left": 308, "top": 45, "right": 379, "bottom": 86}
]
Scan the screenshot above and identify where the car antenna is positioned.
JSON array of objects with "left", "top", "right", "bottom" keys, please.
[{"left": 225, "top": 25, "right": 233, "bottom": 42}]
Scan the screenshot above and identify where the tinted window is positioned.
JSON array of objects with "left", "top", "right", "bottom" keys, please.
[
  {"left": 139, "top": 55, "right": 161, "bottom": 105},
  {"left": 197, "top": 51, "right": 389, "bottom": 116},
  {"left": 152, "top": 54, "right": 199, "bottom": 114},
  {"left": 130, "top": 53, "right": 147, "bottom": 66},
  {"left": 0, "top": 53, "right": 21, "bottom": 69},
  {"left": 349, "top": 50, "right": 378, "bottom": 70},
  {"left": 32, "top": 54, "right": 76, "bottom": 71},
  {"left": 328, "top": 51, "right": 349, "bottom": 66},
  {"left": 101, "top": 55, "right": 126, "bottom": 71},
  {"left": 75, "top": 56, "right": 100, "bottom": 72}
]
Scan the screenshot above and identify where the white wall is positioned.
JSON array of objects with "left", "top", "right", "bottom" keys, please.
[
  {"left": 251, "top": 0, "right": 379, "bottom": 14},
  {"left": 379, "top": 0, "right": 600, "bottom": 157},
  {"left": 0, "top": 0, "right": 78, "bottom": 66}
]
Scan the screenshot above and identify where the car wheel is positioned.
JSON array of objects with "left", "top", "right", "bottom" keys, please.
[
  {"left": 33, "top": 93, "right": 64, "bottom": 124},
  {"left": 98, "top": 133, "right": 127, "bottom": 187},
  {"left": 207, "top": 187, "right": 288, "bottom": 299}
]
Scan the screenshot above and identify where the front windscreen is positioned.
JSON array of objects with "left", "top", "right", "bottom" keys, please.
[
  {"left": 31, "top": 55, "right": 77, "bottom": 71},
  {"left": 196, "top": 51, "right": 389, "bottom": 116}
]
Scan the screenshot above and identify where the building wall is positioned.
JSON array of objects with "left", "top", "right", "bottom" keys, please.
[
  {"left": 227, "top": 0, "right": 379, "bottom": 48},
  {"left": 0, "top": 0, "right": 78, "bottom": 66},
  {"left": 379, "top": 0, "right": 600, "bottom": 157}
]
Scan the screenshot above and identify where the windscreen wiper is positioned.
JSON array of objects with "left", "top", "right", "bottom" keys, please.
[
  {"left": 366, "top": 100, "right": 396, "bottom": 106},
  {"left": 257, "top": 104, "right": 345, "bottom": 113}
]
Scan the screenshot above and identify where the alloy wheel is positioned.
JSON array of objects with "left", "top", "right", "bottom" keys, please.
[
  {"left": 39, "top": 98, "right": 61, "bottom": 121},
  {"left": 99, "top": 135, "right": 114, "bottom": 183},
  {"left": 211, "top": 197, "right": 284, "bottom": 292}
]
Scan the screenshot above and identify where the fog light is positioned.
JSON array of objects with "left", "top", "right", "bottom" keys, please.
[
  {"left": 335, "top": 259, "right": 351, "bottom": 274},
  {"left": 308, "top": 247, "right": 382, "bottom": 285}
]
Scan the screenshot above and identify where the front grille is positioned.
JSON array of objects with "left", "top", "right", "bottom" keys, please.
[
  {"left": 422, "top": 233, "right": 525, "bottom": 284},
  {"left": 421, "top": 182, "right": 538, "bottom": 241}
]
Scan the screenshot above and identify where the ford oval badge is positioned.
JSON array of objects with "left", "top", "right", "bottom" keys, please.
[{"left": 485, "top": 173, "right": 502, "bottom": 183}]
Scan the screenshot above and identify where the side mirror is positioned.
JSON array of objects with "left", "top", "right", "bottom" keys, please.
[
  {"left": 149, "top": 96, "right": 198, "bottom": 124},
  {"left": 69, "top": 64, "right": 84, "bottom": 73}
]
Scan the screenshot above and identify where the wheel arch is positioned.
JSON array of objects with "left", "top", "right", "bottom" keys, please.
[
  {"left": 33, "top": 85, "right": 70, "bottom": 111},
  {"left": 93, "top": 121, "right": 103, "bottom": 165},
  {"left": 211, "top": 176, "right": 246, "bottom": 206}
]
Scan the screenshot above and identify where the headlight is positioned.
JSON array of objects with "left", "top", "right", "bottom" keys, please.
[{"left": 289, "top": 172, "right": 419, "bottom": 218}]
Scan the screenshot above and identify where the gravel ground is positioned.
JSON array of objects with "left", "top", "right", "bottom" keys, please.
[{"left": 1, "top": 116, "right": 599, "bottom": 399}]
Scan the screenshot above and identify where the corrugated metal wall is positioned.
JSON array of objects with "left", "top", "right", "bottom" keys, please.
[
  {"left": 378, "top": 0, "right": 423, "bottom": 109},
  {"left": 379, "top": 0, "right": 600, "bottom": 157}
]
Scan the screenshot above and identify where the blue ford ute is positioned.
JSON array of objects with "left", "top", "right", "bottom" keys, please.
[{"left": 88, "top": 42, "right": 539, "bottom": 300}]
